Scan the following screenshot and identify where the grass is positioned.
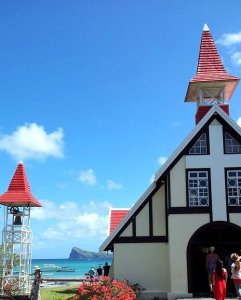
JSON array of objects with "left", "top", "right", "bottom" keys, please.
[{"left": 40, "top": 284, "right": 79, "bottom": 300}]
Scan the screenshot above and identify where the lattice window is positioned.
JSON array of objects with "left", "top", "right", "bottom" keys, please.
[
  {"left": 188, "top": 171, "right": 209, "bottom": 207},
  {"left": 225, "top": 133, "right": 241, "bottom": 154},
  {"left": 227, "top": 170, "right": 241, "bottom": 206},
  {"left": 189, "top": 133, "right": 207, "bottom": 154}
]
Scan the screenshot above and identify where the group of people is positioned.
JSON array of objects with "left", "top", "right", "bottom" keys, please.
[
  {"left": 87, "top": 262, "right": 110, "bottom": 278},
  {"left": 206, "top": 246, "right": 241, "bottom": 300}
]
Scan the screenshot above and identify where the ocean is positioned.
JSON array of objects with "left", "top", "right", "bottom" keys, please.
[{"left": 32, "top": 257, "right": 112, "bottom": 279}]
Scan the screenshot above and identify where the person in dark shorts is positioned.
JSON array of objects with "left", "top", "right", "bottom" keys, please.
[
  {"left": 103, "top": 262, "right": 110, "bottom": 276},
  {"left": 96, "top": 265, "right": 103, "bottom": 276}
]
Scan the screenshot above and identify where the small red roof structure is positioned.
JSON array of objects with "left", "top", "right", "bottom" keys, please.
[
  {"left": 185, "top": 24, "right": 240, "bottom": 102},
  {"left": 0, "top": 161, "right": 42, "bottom": 207},
  {"left": 109, "top": 209, "right": 129, "bottom": 235}
]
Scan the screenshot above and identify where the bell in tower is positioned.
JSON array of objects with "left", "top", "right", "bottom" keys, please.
[{"left": 11, "top": 207, "right": 23, "bottom": 226}]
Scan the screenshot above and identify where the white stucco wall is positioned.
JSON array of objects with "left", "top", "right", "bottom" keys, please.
[
  {"left": 152, "top": 185, "right": 166, "bottom": 236},
  {"left": 120, "top": 223, "right": 133, "bottom": 237},
  {"left": 207, "top": 121, "right": 226, "bottom": 220},
  {"left": 136, "top": 203, "right": 149, "bottom": 236},
  {"left": 113, "top": 243, "right": 170, "bottom": 292},
  {"left": 168, "top": 214, "right": 209, "bottom": 293},
  {"left": 229, "top": 215, "right": 241, "bottom": 227},
  {"left": 170, "top": 156, "right": 186, "bottom": 207}
]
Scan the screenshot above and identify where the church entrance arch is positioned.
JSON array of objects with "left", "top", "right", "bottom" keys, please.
[{"left": 187, "top": 221, "right": 241, "bottom": 295}]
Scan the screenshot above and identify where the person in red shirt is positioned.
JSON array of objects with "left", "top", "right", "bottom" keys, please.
[{"left": 210, "top": 259, "right": 227, "bottom": 300}]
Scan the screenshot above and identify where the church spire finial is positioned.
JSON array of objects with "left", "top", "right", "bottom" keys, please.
[{"left": 203, "top": 24, "right": 209, "bottom": 31}]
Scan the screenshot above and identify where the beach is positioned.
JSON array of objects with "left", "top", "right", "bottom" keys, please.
[{"left": 32, "top": 257, "right": 112, "bottom": 280}]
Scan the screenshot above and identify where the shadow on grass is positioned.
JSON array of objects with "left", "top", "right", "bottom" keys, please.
[{"left": 54, "top": 287, "right": 78, "bottom": 295}]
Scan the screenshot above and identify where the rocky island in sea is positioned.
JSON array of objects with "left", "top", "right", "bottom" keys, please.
[{"left": 68, "top": 247, "right": 112, "bottom": 259}]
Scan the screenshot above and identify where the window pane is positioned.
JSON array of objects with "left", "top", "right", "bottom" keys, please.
[
  {"left": 189, "top": 133, "right": 207, "bottom": 155},
  {"left": 190, "top": 173, "right": 197, "bottom": 178},
  {"left": 227, "top": 170, "right": 241, "bottom": 206},
  {"left": 188, "top": 171, "right": 209, "bottom": 207},
  {"left": 225, "top": 133, "right": 241, "bottom": 154}
]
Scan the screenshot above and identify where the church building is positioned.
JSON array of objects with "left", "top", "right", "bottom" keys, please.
[{"left": 100, "top": 25, "right": 241, "bottom": 300}]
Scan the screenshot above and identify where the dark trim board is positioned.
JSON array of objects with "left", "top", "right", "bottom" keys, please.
[
  {"left": 149, "top": 199, "right": 153, "bottom": 236},
  {"left": 132, "top": 218, "right": 136, "bottom": 236},
  {"left": 114, "top": 236, "right": 168, "bottom": 243},
  {"left": 227, "top": 207, "right": 241, "bottom": 213},
  {"left": 165, "top": 173, "right": 169, "bottom": 241},
  {"left": 168, "top": 207, "right": 210, "bottom": 214}
]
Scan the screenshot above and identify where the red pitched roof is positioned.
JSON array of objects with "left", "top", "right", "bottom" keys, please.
[
  {"left": 185, "top": 24, "right": 240, "bottom": 102},
  {"left": 109, "top": 209, "right": 129, "bottom": 235},
  {"left": 0, "top": 162, "right": 42, "bottom": 207}
]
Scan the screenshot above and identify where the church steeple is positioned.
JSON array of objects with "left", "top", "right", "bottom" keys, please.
[{"left": 185, "top": 24, "right": 240, "bottom": 124}]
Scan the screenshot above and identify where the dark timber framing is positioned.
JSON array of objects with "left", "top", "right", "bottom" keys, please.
[{"left": 104, "top": 113, "right": 241, "bottom": 251}]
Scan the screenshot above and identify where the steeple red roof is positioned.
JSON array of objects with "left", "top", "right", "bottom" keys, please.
[
  {"left": 0, "top": 162, "right": 42, "bottom": 207},
  {"left": 185, "top": 24, "right": 240, "bottom": 102}
]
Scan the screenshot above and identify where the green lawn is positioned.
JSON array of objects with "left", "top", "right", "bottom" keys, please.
[{"left": 40, "top": 284, "right": 79, "bottom": 300}]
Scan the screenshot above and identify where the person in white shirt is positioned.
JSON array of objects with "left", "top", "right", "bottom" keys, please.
[{"left": 231, "top": 253, "right": 241, "bottom": 299}]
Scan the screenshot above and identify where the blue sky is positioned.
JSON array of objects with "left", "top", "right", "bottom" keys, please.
[{"left": 1, "top": 0, "right": 241, "bottom": 258}]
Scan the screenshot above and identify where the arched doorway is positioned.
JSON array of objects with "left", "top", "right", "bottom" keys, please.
[{"left": 187, "top": 221, "right": 241, "bottom": 296}]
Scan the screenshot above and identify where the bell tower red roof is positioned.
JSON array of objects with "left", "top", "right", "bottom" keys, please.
[
  {"left": 185, "top": 24, "right": 240, "bottom": 102},
  {"left": 0, "top": 162, "right": 42, "bottom": 207}
]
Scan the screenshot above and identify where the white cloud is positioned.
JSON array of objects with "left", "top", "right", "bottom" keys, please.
[
  {"left": 217, "top": 31, "right": 241, "bottom": 46},
  {"left": 237, "top": 117, "right": 241, "bottom": 127},
  {"left": 231, "top": 52, "right": 241, "bottom": 66},
  {"left": 106, "top": 179, "right": 123, "bottom": 190},
  {"left": 42, "top": 228, "right": 62, "bottom": 239},
  {"left": 42, "top": 213, "right": 108, "bottom": 241},
  {"left": 79, "top": 169, "right": 97, "bottom": 185},
  {"left": 158, "top": 156, "right": 168, "bottom": 165},
  {"left": 31, "top": 200, "right": 111, "bottom": 241},
  {"left": 0, "top": 123, "right": 64, "bottom": 161},
  {"left": 32, "top": 200, "right": 110, "bottom": 221},
  {"left": 31, "top": 240, "right": 45, "bottom": 251},
  {"left": 31, "top": 200, "right": 84, "bottom": 220}
]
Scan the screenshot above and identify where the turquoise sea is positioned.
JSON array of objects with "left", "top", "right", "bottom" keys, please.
[{"left": 32, "top": 257, "right": 112, "bottom": 279}]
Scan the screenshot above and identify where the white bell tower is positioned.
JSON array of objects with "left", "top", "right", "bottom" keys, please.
[{"left": 0, "top": 162, "right": 42, "bottom": 297}]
